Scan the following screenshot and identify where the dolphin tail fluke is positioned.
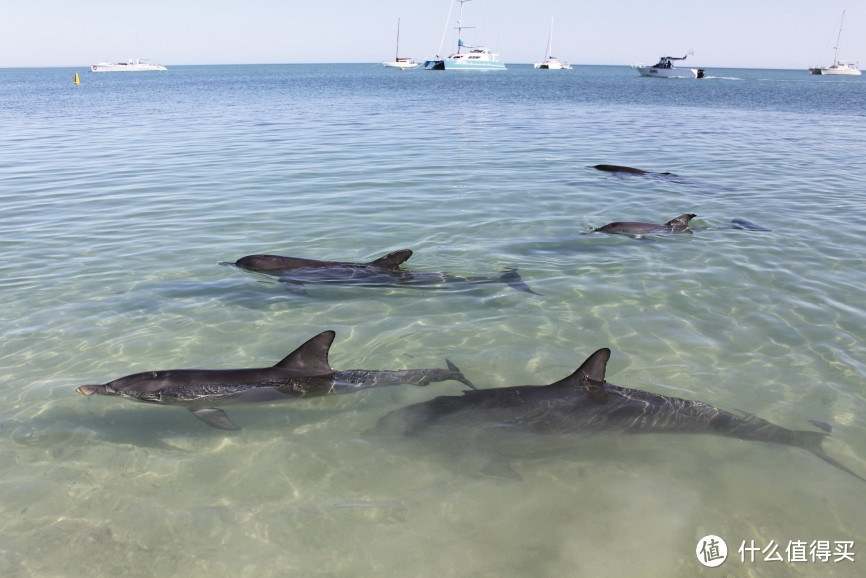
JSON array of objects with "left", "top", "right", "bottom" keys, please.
[
  {"left": 792, "top": 430, "right": 866, "bottom": 483},
  {"left": 370, "top": 249, "right": 413, "bottom": 269},
  {"left": 190, "top": 408, "right": 241, "bottom": 430},
  {"left": 499, "top": 268, "right": 541, "bottom": 295},
  {"left": 445, "top": 359, "right": 476, "bottom": 390}
]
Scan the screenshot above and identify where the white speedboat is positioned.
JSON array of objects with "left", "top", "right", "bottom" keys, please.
[
  {"left": 382, "top": 18, "right": 420, "bottom": 69},
  {"left": 424, "top": 0, "right": 506, "bottom": 70},
  {"left": 634, "top": 53, "right": 704, "bottom": 78},
  {"left": 90, "top": 59, "right": 167, "bottom": 72},
  {"left": 809, "top": 11, "right": 861, "bottom": 76},
  {"left": 534, "top": 19, "right": 572, "bottom": 70}
]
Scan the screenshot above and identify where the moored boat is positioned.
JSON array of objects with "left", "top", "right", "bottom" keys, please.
[
  {"left": 534, "top": 19, "right": 572, "bottom": 70},
  {"left": 90, "top": 59, "right": 167, "bottom": 72},
  {"left": 809, "top": 11, "right": 861, "bottom": 76},
  {"left": 424, "top": 0, "right": 506, "bottom": 71},
  {"left": 382, "top": 18, "right": 420, "bottom": 69}
]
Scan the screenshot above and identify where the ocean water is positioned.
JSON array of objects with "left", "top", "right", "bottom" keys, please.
[{"left": 1, "top": 64, "right": 865, "bottom": 576}]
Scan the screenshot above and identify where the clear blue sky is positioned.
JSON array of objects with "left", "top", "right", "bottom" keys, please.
[{"left": 2, "top": 0, "right": 862, "bottom": 69}]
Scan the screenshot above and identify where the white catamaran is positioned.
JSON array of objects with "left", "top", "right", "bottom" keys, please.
[
  {"left": 809, "top": 11, "right": 861, "bottom": 76},
  {"left": 382, "top": 18, "right": 419, "bottom": 69},
  {"left": 534, "top": 18, "right": 571, "bottom": 70},
  {"left": 424, "top": 0, "right": 506, "bottom": 71}
]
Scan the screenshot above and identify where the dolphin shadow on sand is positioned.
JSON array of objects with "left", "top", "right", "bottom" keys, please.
[
  {"left": 221, "top": 249, "right": 539, "bottom": 295},
  {"left": 76, "top": 331, "right": 474, "bottom": 430},
  {"left": 589, "top": 213, "right": 771, "bottom": 238},
  {"left": 376, "top": 347, "right": 864, "bottom": 482}
]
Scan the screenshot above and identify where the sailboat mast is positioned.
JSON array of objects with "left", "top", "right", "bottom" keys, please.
[
  {"left": 456, "top": 0, "right": 466, "bottom": 54},
  {"left": 395, "top": 18, "right": 400, "bottom": 61},
  {"left": 833, "top": 10, "right": 846, "bottom": 63}
]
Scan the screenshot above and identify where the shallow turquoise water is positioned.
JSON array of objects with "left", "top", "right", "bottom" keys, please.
[{"left": 1, "top": 64, "right": 865, "bottom": 576}]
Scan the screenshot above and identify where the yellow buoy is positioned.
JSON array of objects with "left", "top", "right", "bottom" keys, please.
[{"left": 74, "top": 72, "right": 80, "bottom": 85}]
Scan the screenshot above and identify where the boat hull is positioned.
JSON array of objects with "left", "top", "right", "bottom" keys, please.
[
  {"left": 425, "top": 59, "right": 506, "bottom": 70},
  {"left": 809, "top": 62, "right": 861, "bottom": 76},
  {"left": 636, "top": 66, "right": 704, "bottom": 79},
  {"left": 382, "top": 60, "right": 420, "bottom": 69}
]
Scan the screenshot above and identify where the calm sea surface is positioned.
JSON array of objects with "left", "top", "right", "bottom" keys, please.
[{"left": 1, "top": 64, "right": 865, "bottom": 576}]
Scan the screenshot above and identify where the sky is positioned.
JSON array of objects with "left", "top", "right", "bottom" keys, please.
[{"left": 2, "top": 1, "right": 863, "bottom": 70}]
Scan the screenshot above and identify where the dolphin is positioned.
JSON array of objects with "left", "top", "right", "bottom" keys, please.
[
  {"left": 592, "top": 163, "right": 684, "bottom": 180},
  {"left": 594, "top": 213, "right": 697, "bottom": 235},
  {"left": 592, "top": 214, "right": 771, "bottom": 236},
  {"left": 376, "top": 348, "right": 864, "bottom": 482},
  {"left": 221, "top": 249, "right": 538, "bottom": 295},
  {"left": 76, "top": 330, "right": 474, "bottom": 430}
]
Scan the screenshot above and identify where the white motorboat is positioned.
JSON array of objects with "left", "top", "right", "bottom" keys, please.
[
  {"left": 534, "top": 19, "right": 572, "bottom": 70},
  {"left": 424, "top": 0, "right": 506, "bottom": 70},
  {"left": 809, "top": 11, "right": 861, "bottom": 76},
  {"left": 90, "top": 59, "right": 167, "bottom": 72},
  {"left": 382, "top": 18, "right": 420, "bottom": 69},
  {"left": 634, "top": 52, "right": 704, "bottom": 78}
]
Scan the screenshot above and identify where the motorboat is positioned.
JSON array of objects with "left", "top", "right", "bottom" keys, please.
[
  {"left": 424, "top": 0, "right": 506, "bottom": 70},
  {"left": 90, "top": 59, "right": 167, "bottom": 72},
  {"left": 634, "top": 53, "right": 704, "bottom": 78},
  {"left": 809, "top": 11, "right": 861, "bottom": 75},
  {"left": 382, "top": 18, "right": 420, "bottom": 69},
  {"left": 534, "top": 19, "right": 572, "bottom": 70}
]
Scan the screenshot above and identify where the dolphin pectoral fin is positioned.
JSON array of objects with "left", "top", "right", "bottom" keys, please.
[
  {"left": 274, "top": 331, "right": 336, "bottom": 374},
  {"left": 277, "top": 279, "right": 309, "bottom": 295},
  {"left": 370, "top": 249, "right": 413, "bottom": 268},
  {"left": 190, "top": 408, "right": 241, "bottom": 430}
]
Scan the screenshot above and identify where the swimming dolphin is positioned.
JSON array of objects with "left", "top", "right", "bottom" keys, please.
[
  {"left": 592, "top": 214, "right": 771, "bottom": 236},
  {"left": 376, "top": 347, "right": 864, "bottom": 482},
  {"left": 593, "top": 164, "right": 677, "bottom": 177},
  {"left": 594, "top": 213, "right": 697, "bottom": 235},
  {"left": 76, "top": 330, "right": 474, "bottom": 430},
  {"left": 592, "top": 163, "right": 687, "bottom": 181},
  {"left": 221, "top": 249, "right": 538, "bottom": 295}
]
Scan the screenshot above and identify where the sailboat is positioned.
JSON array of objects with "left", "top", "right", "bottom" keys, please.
[
  {"left": 382, "top": 19, "right": 419, "bottom": 69},
  {"left": 809, "top": 11, "right": 861, "bottom": 75},
  {"left": 424, "top": 0, "right": 506, "bottom": 70},
  {"left": 534, "top": 19, "right": 571, "bottom": 70}
]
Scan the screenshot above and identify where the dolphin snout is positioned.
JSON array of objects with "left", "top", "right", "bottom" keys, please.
[{"left": 76, "top": 384, "right": 112, "bottom": 395}]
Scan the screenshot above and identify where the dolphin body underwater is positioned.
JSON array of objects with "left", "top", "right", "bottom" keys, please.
[
  {"left": 376, "top": 347, "right": 865, "bottom": 482},
  {"left": 592, "top": 213, "right": 771, "bottom": 236},
  {"left": 76, "top": 331, "right": 473, "bottom": 430},
  {"left": 221, "top": 249, "right": 538, "bottom": 295}
]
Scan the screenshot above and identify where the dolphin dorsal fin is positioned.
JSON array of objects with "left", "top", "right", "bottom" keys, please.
[
  {"left": 370, "top": 249, "right": 413, "bottom": 269},
  {"left": 550, "top": 348, "right": 611, "bottom": 404},
  {"left": 274, "top": 331, "right": 335, "bottom": 374},
  {"left": 664, "top": 214, "right": 696, "bottom": 229}
]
